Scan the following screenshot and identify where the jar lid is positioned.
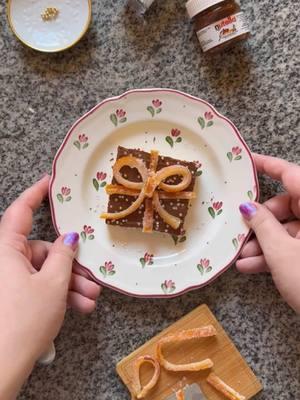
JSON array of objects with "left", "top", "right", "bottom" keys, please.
[
  {"left": 186, "top": 0, "right": 224, "bottom": 19},
  {"left": 7, "top": 0, "right": 91, "bottom": 53}
]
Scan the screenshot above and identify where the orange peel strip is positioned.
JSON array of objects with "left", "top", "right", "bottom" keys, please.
[
  {"left": 176, "top": 389, "right": 185, "bottom": 400},
  {"left": 100, "top": 190, "right": 145, "bottom": 220},
  {"left": 158, "top": 191, "right": 196, "bottom": 200},
  {"left": 132, "top": 355, "right": 161, "bottom": 399},
  {"left": 153, "top": 191, "right": 181, "bottom": 230},
  {"left": 207, "top": 373, "right": 246, "bottom": 400},
  {"left": 105, "top": 184, "right": 140, "bottom": 197},
  {"left": 105, "top": 185, "right": 196, "bottom": 200},
  {"left": 113, "top": 156, "right": 148, "bottom": 190},
  {"left": 157, "top": 165, "right": 192, "bottom": 192},
  {"left": 143, "top": 198, "right": 154, "bottom": 233},
  {"left": 156, "top": 326, "right": 216, "bottom": 372},
  {"left": 149, "top": 150, "right": 159, "bottom": 172}
]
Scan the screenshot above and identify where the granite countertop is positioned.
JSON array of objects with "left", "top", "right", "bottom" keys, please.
[{"left": 0, "top": 0, "right": 299, "bottom": 399}]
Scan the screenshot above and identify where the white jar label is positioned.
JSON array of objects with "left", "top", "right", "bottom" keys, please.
[{"left": 196, "top": 12, "right": 250, "bottom": 52}]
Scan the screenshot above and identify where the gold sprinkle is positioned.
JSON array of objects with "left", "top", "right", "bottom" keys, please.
[{"left": 41, "top": 7, "right": 59, "bottom": 21}]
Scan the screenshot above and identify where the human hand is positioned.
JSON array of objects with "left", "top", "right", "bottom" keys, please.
[
  {"left": 0, "top": 175, "right": 101, "bottom": 398},
  {"left": 237, "top": 154, "right": 300, "bottom": 313}
]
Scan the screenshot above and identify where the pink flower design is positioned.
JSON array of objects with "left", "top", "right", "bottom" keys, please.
[
  {"left": 61, "top": 187, "right": 71, "bottom": 196},
  {"left": 213, "top": 201, "right": 223, "bottom": 211},
  {"left": 57, "top": 187, "right": 72, "bottom": 203},
  {"left": 171, "top": 128, "right": 181, "bottom": 137},
  {"left": 94, "top": 172, "right": 107, "bottom": 191},
  {"left": 200, "top": 258, "right": 210, "bottom": 268},
  {"left": 193, "top": 160, "right": 203, "bottom": 177},
  {"left": 232, "top": 147, "right": 242, "bottom": 156},
  {"left": 79, "top": 134, "right": 88, "bottom": 143},
  {"left": 105, "top": 261, "right": 114, "bottom": 271},
  {"left": 238, "top": 233, "right": 246, "bottom": 242},
  {"left": 96, "top": 172, "right": 107, "bottom": 181},
  {"left": 161, "top": 280, "right": 176, "bottom": 294},
  {"left": 208, "top": 201, "right": 223, "bottom": 218},
  {"left": 152, "top": 99, "right": 162, "bottom": 108},
  {"left": 140, "top": 252, "right": 154, "bottom": 268},
  {"left": 197, "top": 258, "right": 213, "bottom": 275},
  {"left": 74, "top": 134, "right": 89, "bottom": 150},
  {"left": 116, "top": 109, "right": 126, "bottom": 118},
  {"left": 166, "top": 128, "right": 182, "bottom": 147},
  {"left": 227, "top": 147, "right": 242, "bottom": 162},
  {"left": 204, "top": 111, "right": 214, "bottom": 120},
  {"left": 84, "top": 225, "right": 94, "bottom": 234},
  {"left": 100, "top": 261, "right": 116, "bottom": 277},
  {"left": 81, "top": 225, "right": 95, "bottom": 242},
  {"left": 233, "top": 234, "right": 245, "bottom": 249}
]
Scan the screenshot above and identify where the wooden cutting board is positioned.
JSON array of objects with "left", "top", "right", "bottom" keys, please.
[{"left": 116, "top": 304, "right": 262, "bottom": 400}]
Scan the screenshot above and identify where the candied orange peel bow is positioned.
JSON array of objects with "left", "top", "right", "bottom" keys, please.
[
  {"left": 100, "top": 150, "right": 196, "bottom": 232},
  {"left": 156, "top": 326, "right": 216, "bottom": 372},
  {"left": 132, "top": 355, "right": 161, "bottom": 399}
]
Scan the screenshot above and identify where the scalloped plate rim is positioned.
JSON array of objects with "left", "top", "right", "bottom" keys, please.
[{"left": 49, "top": 88, "right": 259, "bottom": 298}]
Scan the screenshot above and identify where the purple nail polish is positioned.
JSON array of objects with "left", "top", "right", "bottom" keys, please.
[
  {"left": 239, "top": 202, "right": 257, "bottom": 219},
  {"left": 64, "top": 232, "right": 79, "bottom": 248}
]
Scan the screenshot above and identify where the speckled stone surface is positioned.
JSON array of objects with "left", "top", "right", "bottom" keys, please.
[{"left": 0, "top": 0, "right": 300, "bottom": 399}]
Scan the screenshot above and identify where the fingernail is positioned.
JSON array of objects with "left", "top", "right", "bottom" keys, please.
[
  {"left": 239, "top": 202, "right": 257, "bottom": 220},
  {"left": 40, "top": 172, "right": 49, "bottom": 179},
  {"left": 63, "top": 232, "right": 79, "bottom": 249}
]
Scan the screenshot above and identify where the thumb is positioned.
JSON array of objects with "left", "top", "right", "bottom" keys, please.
[
  {"left": 239, "top": 202, "right": 290, "bottom": 261},
  {"left": 39, "top": 232, "right": 79, "bottom": 290}
]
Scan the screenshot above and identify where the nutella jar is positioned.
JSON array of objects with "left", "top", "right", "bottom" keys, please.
[{"left": 186, "top": 0, "right": 250, "bottom": 53}]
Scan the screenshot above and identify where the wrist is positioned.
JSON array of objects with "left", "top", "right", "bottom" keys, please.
[{"left": 0, "top": 332, "right": 37, "bottom": 399}]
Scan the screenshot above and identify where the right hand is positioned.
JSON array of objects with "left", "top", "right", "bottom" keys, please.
[{"left": 237, "top": 154, "right": 300, "bottom": 313}]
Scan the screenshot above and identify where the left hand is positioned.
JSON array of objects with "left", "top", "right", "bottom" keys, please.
[
  {"left": 0, "top": 175, "right": 101, "bottom": 314},
  {"left": 0, "top": 175, "right": 101, "bottom": 399}
]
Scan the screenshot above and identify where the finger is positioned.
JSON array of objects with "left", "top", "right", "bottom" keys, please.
[
  {"left": 253, "top": 153, "right": 300, "bottom": 197},
  {"left": 29, "top": 240, "right": 51, "bottom": 270},
  {"left": 236, "top": 256, "right": 268, "bottom": 274},
  {"left": 70, "top": 273, "right": 101, "bottom": 300},
  {"left": 240, "top": 239, "right": 262, "bottom": 258},
  {"left": 284, "top": 220, "right": 300, "bottom": 237},
  {"left": 73, "top": 261, "right": 94, "bottom": 280},
  {"left": 39, "top": 233, "right": 79, "bottom": 293},
  {"left": 239, "top": 202, "right": 290, "bottom": 269},
  {"left": 263, "top": 193, "right": 293, "bottom": 221},
  {"left": 67, "top": 291, "right": 97, "bottom": 314},
  {"left": 240, "top": 220, "right": 300, "bottom": 259},
  {"left": 0, "top": 175, "right": 50, "bottom": 236}
]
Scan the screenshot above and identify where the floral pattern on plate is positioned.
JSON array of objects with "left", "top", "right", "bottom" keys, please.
[
  {"left": 165, "top": 128, "right": 182, "bottom": 148},
  {"left": 57, "top": 187, "right": 72, "bottom": 203},
  {"left": 197, "top": 258, "right": 213, "bottom": 275},
  {"left": 147, "top": 99, "right": 162, "bottom": 117},
  {"left": 93, "top": 172, "right": 107, "bottom": 191},
  {"left": 99, "top": 261, "right": 116, "bottom": 277},
  {"left": 140, "top": 252, "right": 154, "bottom": 268},
  {"left": 208, "top": 201, "right": 223, "bottom": 219},
  {"left": 232, "top": 234, "right": 246, "bottom": 249},
  {"left": 161, "top": 280, "right": 176, "bottom": 294},
  {"left": 110, "top": 109, "right": 127, "bottom": 126},
  {"left": 73, "top": 134, "right": 89, "bottom": 150},
  {"left": 227, "top": 147, "right": 242, "bottom": 162},
  {"left": 198, "top": 111, "right": 214, "bottom": 129},
  {"left": 81, "top": 225, "right": 95, "bottom": 242}
]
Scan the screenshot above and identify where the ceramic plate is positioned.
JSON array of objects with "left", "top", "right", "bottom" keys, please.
[
  {"left": 50, "top": 89, "right": 258, "bottom": 298},
  {"left": 7, "top": 0, "right": 91, "bottom": 52}
]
